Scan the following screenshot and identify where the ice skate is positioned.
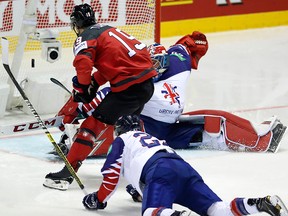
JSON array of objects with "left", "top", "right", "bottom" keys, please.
[
  {"left": 249, "top": 195, "right": 288, "bottom": 216},
  {"left": 268, "top": 121, "right": 287, "bottom": 153},
  {"left": 43, "top": 166, "right": 74, "bottom": 191},
  {"left": 171, "top": 210, "right": 192, "bottom": 216}
]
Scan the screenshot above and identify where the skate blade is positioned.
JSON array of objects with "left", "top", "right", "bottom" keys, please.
[
  {"left": 271, "top": 195, "right": 288, "bottom": 216},
  {"left": 271, "top": 126, "right": 287, "bottom": 153},
  {"left": 43, "top": 178, "right": 70, "bottom": 191}
]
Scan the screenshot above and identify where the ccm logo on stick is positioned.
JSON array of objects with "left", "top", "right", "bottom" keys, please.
[{"left": 13, "top": 119, "right": 58, "bottom": 132}]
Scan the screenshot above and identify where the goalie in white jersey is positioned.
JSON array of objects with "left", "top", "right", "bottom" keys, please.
[
  {"left": 141, "top": 34, "right": 286, "bottom": 152},
  {"left": 82, "top": 115, "right": 288, "bottom": 216}
]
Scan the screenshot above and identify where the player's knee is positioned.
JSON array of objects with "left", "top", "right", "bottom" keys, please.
[{"left": 75, "top": 128, "right": 97, "bottom": 148}]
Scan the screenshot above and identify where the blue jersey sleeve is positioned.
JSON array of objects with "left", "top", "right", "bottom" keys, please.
[{"left": 158, "top": 44, "right": 192, "bottom": 81}]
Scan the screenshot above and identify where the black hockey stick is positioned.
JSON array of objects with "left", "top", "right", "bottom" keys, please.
[
  {"left": 1, "top": 37, "right": 87, "bottom": 194},
  {"left": 50, "top": 77, "right": 90, "bottom": 103},
  {"left": 50, "top": 78, "right": 107, "bottom": 156},
  {"left": 50, "top": 77, "right": 72, "bottom": 95}
]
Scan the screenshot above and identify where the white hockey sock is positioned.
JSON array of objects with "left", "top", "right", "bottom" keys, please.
[
  {"left": 243, "top": 198, "right": 259, "bottom": 214},
  {"left": 143, "top": 207, "right": 175, "bottom": 216}
]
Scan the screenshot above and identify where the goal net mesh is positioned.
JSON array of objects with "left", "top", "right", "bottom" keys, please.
[{"left": 0, "top": 0, "right": 159, "bottom": 102}]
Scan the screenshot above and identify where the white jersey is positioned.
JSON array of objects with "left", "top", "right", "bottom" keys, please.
[
  {"left": 97, "top": 130, "right": 173, "bottom": 202},
  {"left": 120, "top": 131, "right": 172, "bottom": 193},
  {"left": 141, "top": 44, "right": 192, "bottom": 123},
  {"left": 141, "top": 71, "right": 190, "bottom": 123}
]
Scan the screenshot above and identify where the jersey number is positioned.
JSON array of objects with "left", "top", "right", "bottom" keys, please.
[
  {"left": 133, "top": 132, "right": 165, "bottom": 148},
  {"left": 108, "top": 29, "right": 146, "bottom": 57}
]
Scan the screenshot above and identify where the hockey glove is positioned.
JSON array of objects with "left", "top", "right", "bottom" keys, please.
[
  {"left": 175, "top": 31, "right": 208, "bottom": 69},
  {"left": 72, "top": 76, "right": 97, "bottom": 103},
  {"left": 82, "top": 192, "right": 107, "bottom": 210},
  {"left": 126, "top": 184, "right": 142, "bottom": 202}
]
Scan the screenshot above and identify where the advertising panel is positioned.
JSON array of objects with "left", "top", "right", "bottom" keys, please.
[{"left": 161, "top": 0, "right": 288, "bottom": 37}]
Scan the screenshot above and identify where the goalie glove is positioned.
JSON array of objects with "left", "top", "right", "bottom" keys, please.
[
  {"left": 72, "top": 76, "right": 98, "bottom": 103},
  {"left": 82, "top": 192, "right": 107, "bottom": 210},
  {"left": 175, "top": 31, "right": 208, "bottom": 70}
]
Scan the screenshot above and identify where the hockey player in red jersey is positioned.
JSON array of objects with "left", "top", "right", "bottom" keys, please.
[
  {"left": 82, "top": 115, "right": 288, "bottom": 216},
  {"left": 43, "top": 3, "right": 157, "bottom": 190}
]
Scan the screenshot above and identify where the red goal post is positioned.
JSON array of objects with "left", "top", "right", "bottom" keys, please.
[{"left": 0, "top": 0, "right": 161, "bottom": 112}]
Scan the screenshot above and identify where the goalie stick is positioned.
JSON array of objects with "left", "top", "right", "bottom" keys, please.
[
  {"left": 1, "top": 37, "right": 87, "bottom": 195},
  {"left": 49, "top": 78, "right": 108, "bottom": 157},
  {"left": 0, "top": 115, "right": 63, "bottom": 136}
]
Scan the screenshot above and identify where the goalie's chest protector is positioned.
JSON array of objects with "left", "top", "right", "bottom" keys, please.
[
  {"left": 141, "top": 47, "right": 192, "bottom": 124},
  {"left": 141, "top": 69, "right": 190, "bottom": 124}
]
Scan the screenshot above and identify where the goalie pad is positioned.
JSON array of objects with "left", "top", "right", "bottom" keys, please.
[{"left": 179, "top": 110, "right": 284, "bottom": 152}]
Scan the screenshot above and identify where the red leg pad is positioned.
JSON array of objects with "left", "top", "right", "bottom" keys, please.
[{"left": 67, "top": 116, "right": 111, "bottom": 166}]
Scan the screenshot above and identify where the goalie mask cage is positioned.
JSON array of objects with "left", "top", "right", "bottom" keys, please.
[{"left": 0, "top": 0, "right": 161, "bottom": 111}]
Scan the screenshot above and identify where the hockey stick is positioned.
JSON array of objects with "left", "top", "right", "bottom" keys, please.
[
  {"left": 1, "top": 37, "right": 87, "bottom": 195},
  {"left": 50, "top": 78, "right": 109, "bottom": 157},
  {"left": 50, "top": 77, "right": 72, "bottom": 95},
  {"left": 50, "top": 77, "right": 108, "bottom": 157},
  {"left": 0, "top": 115, "right": 63, "bottom": 136},
  {"left": 50, "top": 77, "right": 90, "bottom": 104}
]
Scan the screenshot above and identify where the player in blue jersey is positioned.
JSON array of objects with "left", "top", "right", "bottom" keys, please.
[{"left": 82, "top": 115, "right": 288, "bottom": 216}]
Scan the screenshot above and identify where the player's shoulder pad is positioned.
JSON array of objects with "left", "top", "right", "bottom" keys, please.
[
  {"left": 167, "top": 44, "right": 190, "bottom": 61},
  {"left": 168, "top": 44, "right": 189, "bottom": 55}
]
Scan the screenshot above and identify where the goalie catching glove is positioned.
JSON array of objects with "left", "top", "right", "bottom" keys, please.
[
  {"left": 82, "top": 192, "right": 107, "bottom": 210},
  {"left": 175, "top": 31, "right": 208, "bottom": 70},
  {"left": 72, "top": 75, "right": 98, "bottom": 103}
]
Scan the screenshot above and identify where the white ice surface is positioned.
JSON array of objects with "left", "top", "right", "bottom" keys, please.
[{"left": 0, "top": 26, "right": 288, "bottom": 216}]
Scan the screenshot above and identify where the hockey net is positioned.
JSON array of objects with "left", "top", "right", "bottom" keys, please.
[{"left": 0, "top": 0, "right": 160, "bottom": 109}]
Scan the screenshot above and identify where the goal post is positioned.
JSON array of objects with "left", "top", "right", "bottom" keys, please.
[{"left": 0, "top": 0, "right": 161, "bottom": 116}]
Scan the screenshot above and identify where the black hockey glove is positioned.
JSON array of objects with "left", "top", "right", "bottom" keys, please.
[
  {"left": 72, "top": 76, "right": 98, "bottom": 103},
  {"left": 82, "top": 192, "right": 107, "bottom": 210},
  {"left": 126, "top": 184, "right": 142, "bottom": 202}
]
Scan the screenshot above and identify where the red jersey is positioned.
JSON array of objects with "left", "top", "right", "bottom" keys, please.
[{"left": 73, "top": 24, "right": 157, "bottom": 92}]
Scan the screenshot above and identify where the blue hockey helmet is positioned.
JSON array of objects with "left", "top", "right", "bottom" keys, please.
[{"left": 114, "top": 115, "right": 142, "bottom": 136}]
